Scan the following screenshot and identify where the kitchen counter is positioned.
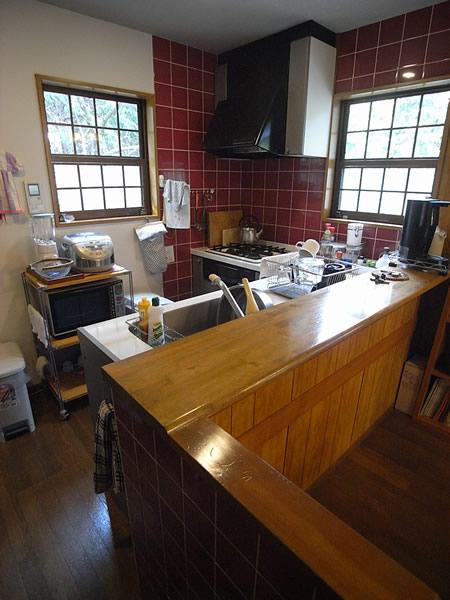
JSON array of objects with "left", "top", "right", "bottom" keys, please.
[{"left": 103, "top": 269, "right": 447, "bottom": 432}]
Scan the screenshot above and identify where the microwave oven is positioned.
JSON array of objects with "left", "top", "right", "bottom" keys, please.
[{"left": 39, "top": 278, "right": 126, "bottom": 338}]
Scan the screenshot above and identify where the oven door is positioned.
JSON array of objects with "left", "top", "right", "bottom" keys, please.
[{"left": 193, "top": 256, "right": 259, "bottom": 296}]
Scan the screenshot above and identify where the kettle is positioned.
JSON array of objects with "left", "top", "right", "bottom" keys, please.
[{"left": 239, "top": 215, "right": 263, "bottom": 244}]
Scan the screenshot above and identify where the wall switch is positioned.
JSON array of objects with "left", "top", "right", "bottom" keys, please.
[{"left": 165, "top": 245, "right": 175, "bottom": 263}]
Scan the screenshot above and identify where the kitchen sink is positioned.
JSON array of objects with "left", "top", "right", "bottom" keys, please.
[{"left": 162, "top": 294, "right": 221, "bottom": 337}]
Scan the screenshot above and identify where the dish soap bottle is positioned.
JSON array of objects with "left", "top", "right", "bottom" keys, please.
[
  {"left": 375, "top": 247, "right": 391, "bottom": 270},
  {"left": 148, "top": 296, "right": 165, "bottom": 346},
  {"left": 137, "top": 297, "right": 150, "bottom": 332}
]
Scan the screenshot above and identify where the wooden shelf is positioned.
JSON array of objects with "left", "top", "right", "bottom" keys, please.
[
  {"left": 50, "top": 335, "right": 79, "bottom": 350},
  {"left": 416, "top": 415, "right": 450, "bottom": 434},
  {"left": 48, "top": 372, "right": 87, "bottom": 402},
  {"left": 24, "top": 264, "right": 130, "bottom": 290},
  {"left": 432, "top": 367, "right": 450, "bottom": 381}
]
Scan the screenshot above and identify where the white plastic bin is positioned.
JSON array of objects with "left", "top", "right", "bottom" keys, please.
[{"left": 0, "top": 342, "right": 35, "bottom": 441}]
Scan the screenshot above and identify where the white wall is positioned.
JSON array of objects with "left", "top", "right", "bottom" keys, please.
[{"left": 0, "top": 0, "right": 162, "bottom": 377}]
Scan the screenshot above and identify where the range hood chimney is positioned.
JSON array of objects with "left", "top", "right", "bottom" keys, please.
[{"left": 204, "top": 21, "right": 336, "bottom": 159}]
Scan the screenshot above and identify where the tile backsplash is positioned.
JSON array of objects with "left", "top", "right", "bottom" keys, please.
[{"left": 154, "top": 1, "right": 449, "bottom": 300}]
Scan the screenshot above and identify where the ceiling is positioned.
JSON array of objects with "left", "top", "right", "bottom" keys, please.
[{"left": 40, "top": 0, "right": 437, "bottom": 54}]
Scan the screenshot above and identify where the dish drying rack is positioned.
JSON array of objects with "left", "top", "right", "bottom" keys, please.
[
  {"left": 265, "top": 256, "right": 360, "bottom": 298},
  {"left": 127, "top": 318, "right": 184, "bottom": 348}
]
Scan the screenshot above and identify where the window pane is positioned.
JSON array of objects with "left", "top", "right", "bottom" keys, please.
[
  {"left": 383, "top": 168, "right": 408, "bottom": 192},
  {"left": 98, "top": 128, "right": 120, "bottom": 156},
  {"left": 393, "top": 95, "right": 420, "bottom": 127},
  {"left": 58, "top": 189, "right": 82, "bottom": 212},
  {"left": 119, "top": 102, "right": 139, "bottom": 130},
  {"left": 96, "top": 99, "right": 117, "bottom": 127},
  {"left": 419, "top": 91, "right": 450, "bottom": 125},
  {"left": 369, "top": 99, "right": 394, "bottom": 129},
  {"left": 54, "top": 164, "right": 79, "bottom": 188},
  {"left": 407, "top": 168, "right": 435, "bottom": 192},
  {"left": 124, "top": 165, "right": 141, "bottom": 187},
  {"left": 120, "top": 130, "right": 140, "bottom": 157},
  {"left": 74, "top": 126, "right": 98, "bottom": 155},
  {"left": 359, "top": 191, "right": 380, "bottom": 213},
  {"left": 44, "top": 91, "right": 71, "bottom": 124},
  {"left": 380, "top": 192, "right": 404, "bottom": 215},
  {"left": 366, "top": 130, "right": 389, "bottom": 158},
  {"left": 414, "top": 126, "right": 444, "bottom": 157},
  {"left": 82, "top": 188, "right": 104, "bottom": 210},
  {"left": 48, "top": 124, "right": 74, "bottom": 154},
  {"left": 347, "top": 102, "right": 370, "bottom": 131},
  {"left": 79, "top": 164, "right": 102, "bottom": 187},
  {"left": 103, "top": 165, "right": 123, "bottom": 186},
  {"left": 105, "top": 188, "right": 125, "bottom": 208},
  {"left": 389, "top": 128, "right": 415, "bottom": 158},
  {"left": 345, "top": 132, "right": 366, "bottom": 158},
  {"left": 361, "top": 168, "right": 383, "bottom": 190},
  {"left": 71, "top": 95, "right": 95, "bottom": 126},
  {"left": 339, "top": 190, "right": 358, "bottom": 211},
  {"left": 125, "top": 187, "right": 142, "bottom": 207}
]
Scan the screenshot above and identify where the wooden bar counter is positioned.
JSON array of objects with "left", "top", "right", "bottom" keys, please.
[{"left": 104, "top": 270, "right": 448, "bottom": 600}]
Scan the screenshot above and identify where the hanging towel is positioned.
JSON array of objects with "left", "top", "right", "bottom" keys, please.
[
  {"left": 94, "top": 400, "right": 124, "bottom": 495},
  {"left": 135, "top": 221, "right": 168, "bottom": 274},
  {"left": 163, "top": 179, "right": 190, "bottom": 229},
  {"left": 27, "top": 304, "right": 48, "bottom": 347},
  {"left": 0, "top": 151, "right": 24, "bottom": 215}
]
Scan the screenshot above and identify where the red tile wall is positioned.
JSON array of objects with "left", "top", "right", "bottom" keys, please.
[
  {"left": 335, "top": 1, "right": 450, "bottom": 93},
  {"left": 153, "top": 36, "right": 243, "bottom": 301}
]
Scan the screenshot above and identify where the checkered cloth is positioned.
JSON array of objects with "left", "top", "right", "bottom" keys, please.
[{"left": 94, "top": 400, "right": 124, "bottom": 495}]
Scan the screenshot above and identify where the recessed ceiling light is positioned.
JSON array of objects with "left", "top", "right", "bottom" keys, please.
[{"left": 402, "top": 71, "right": 416, "bottom": 79}]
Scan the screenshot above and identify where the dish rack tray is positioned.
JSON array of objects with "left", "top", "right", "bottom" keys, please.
[
  {"left": 127, "top": 318, "right": 184, "bottom": 347},
  {"left": 266, "top": 256, "right": 360, "bottom": 291}
]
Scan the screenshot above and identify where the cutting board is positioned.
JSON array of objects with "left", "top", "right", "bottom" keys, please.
[
  {"left": 207, "top": 210, "right": 242, "bottom": 246},
  {"left": 222, "top": 227, "right": 240, "bottom": 245}
]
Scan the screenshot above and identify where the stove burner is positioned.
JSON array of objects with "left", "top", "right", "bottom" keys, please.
[{"left": 209, "top": 243, "right": 290, "bottom": 261}]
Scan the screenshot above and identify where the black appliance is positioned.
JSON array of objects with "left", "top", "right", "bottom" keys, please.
[
  {"left": 39, "top": 279, "right": 125, "bottom": 337},
  {"left": 399, "top": 199, "right": 450, "bottom": 273},
  {"left": 204, "top": 22, "right": 336, "bottom": 159}
]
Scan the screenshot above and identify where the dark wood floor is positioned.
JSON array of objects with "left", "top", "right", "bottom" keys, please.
[
  {"left": 309, "top": 410, "right": 450, "bottom": 600},
  {"left": 0, "top": 392, "right": 140, "bottom": 600}
]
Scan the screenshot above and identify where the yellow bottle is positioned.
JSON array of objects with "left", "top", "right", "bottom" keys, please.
[{"left": 137, "top": 297, "right": 150, "bottom": 327}]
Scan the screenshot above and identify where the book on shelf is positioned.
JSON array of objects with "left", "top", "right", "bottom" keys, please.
[
  {"left": 434, "top": 391, "right": 449, "bottom": 422},
  {"left": 420, "top": 379, "right": 450, "bottom": 418}
]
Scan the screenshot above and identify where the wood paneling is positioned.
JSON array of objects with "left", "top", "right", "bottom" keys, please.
[
  {"left": 257, "top": 428, "right": 288, "bottom": 472},
  {"left": 231, "top": 393, "right": 255, "bottom": 437},
  {"left": 254, "top": 371, "right": 293, "bottom": 424},
  {"left": 284, "top": 411, "right": 311, "bottom": 486},
  {"left": 302, "top": 398, "right": 331, "bottom": 488},
  {"left": 210, "top": 406, "right": 232, "bottom": 433}
]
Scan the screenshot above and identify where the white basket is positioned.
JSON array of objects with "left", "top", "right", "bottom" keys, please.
[{"left": 265, "top": 256, "right": 360, "bottom": 290}]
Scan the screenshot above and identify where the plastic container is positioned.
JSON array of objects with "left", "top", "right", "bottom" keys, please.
[
  {"left": 376, "top": 247, "right": 391, "bottom": 270},
  {"left": 0, "top": 342, "right": 35, "bottom": 441},
  {"left": 148, "top": 297, "right": 165, "bottom": 346},
  {"left": 346, "top": 223, "right": 364, "bottom": 246}
]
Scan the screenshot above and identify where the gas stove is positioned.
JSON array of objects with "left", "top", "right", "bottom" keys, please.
[{"left": 206, "top": 243, "right": 291, "bottom": 262}]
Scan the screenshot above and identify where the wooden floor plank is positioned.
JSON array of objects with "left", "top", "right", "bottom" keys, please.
[
  {"left": 0, "top": 392, "right": 140, "bottom": 600},
  {"left": 310, "top": 410, "right": 450, "bottom": 600}
]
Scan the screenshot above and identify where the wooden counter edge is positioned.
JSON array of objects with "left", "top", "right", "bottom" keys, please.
[{"left": 172, "top": 417, "right": 438, "bottom": 600}]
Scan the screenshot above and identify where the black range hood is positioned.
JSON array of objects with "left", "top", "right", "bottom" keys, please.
[{"left": 204, "top": 21, "right": 336, "bottom": 159}]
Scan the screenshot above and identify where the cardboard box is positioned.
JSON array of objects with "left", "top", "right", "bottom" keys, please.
[{"left": 395, "top": 355, "right": 427, "bottom": 415}]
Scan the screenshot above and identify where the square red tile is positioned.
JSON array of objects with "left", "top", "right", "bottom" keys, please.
[
  {"left": 188, "top": 47, "right": 203, "bottom": 69},
  {"left": 171, "top": 41, "right": 187, "bottom": 65},
  {"left": 154, "top": 59, "right": 171, "bottom": 84},
  {"left": 352, "top": 74, "right": 374, "bottom": 91},
  {"left": 376, "top": 43, "right": 401, "bottom": 72},
  {"left": 264, "top": 189, "right": 277, "bottom": 207},
  {"left": 431, "top": 1, "right": 450, "bottom": 32},
  {"left": 278, "top": 171, "right": 293, "bottom": 190},
  {"left": 157, "top": 127, "right": 172, "bottom": 149},
  {"left": 424, "top": 59, "right": 450, "bottom": 78},
  {"left": 404, "top": 6, "right": 432, "bottom": 39},
  {"left": 263, "top": 207, "right": 276, "bottom": 225},
  {"left": 337, "top": 29, "right": 357, "bottom": 56},
  {"left": 155, "top": 82, "right": 172, "bottom": 107},
  {"left": 158, "top": 149, "right": 173, "bottom": 170},
  {"left": 172, "top": 87, "right": 188, "bottom": 109},
  {"left": 292, "top": 191, "right": 307, "bottom": 209},
  {"left": 153, "top": 36, "right": 171, "bottom": 61},
  {"left": 354, "top": 49, "right": 377, "bottom": 76},
  {"left": 172, "top": 108, "right": 188, "bottom": 130},
  {"left": 173, "top": 150, "right": 189, "bottom": 170},
  {"left": 203, "top": 93, "right": 215, "bottom": 113},
  {"left": 155, "top": 106, "right": 172, "bottom": 128},
  {"left": 203, "top": 52, "right": 216, "bottom": 72},
  {"left": 399, "top": 36, "right": 427, "bottom": 67},
  {"left": 188, "top": 68, "right": 203, "bottom": 91},
  {"left": 171, "top": 64, "right": 188, "bottom": 87},
  {"left": 426, "top": 30, "right": 450, "bottom": 63},
  {"left": 357, "top": 22, "right": 380, "bottom": 51},
  {"left": 379, "top": 15, "right": 405, "bottom": 46},
  {"left": 374, "top": 70, "right": 398, "bottom": 87},
  {"left": 336, "top": 54, "right": 354, "bottom": 80},
  {"left": 189, "top": 170, "right": 203, "bottom": 187},
  {"left": 290, "top": 209, "right": 305, "bottom": 229},
  {"left": 277, "top": 190, "right": 291, "bottom": 209},
  {"left": 277, "top": 209, "right": 291, "bottom": 226},
  {"left": 173, "top": 129, "right": 189, "bottom": 150},
  {"left": 189, "top": 90, "right": 203, "bottom": 112},
  {"left": 265, "top": 171, "right": 279, "bottom": 189},
  {"left": 335, "top": 79, "right": 352, "bottom": 93},
  {"left": 203, "top": 72, "right": 215, "bottom": 94},
  {"left": 188, "top": 110, "right": 203, "bottom": 132},
  {"left": 188, "top": 131, "right": 203, "bottom": 151}
]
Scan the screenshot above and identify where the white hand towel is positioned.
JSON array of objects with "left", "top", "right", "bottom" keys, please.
[
  {"left": 163, "top": 179, "right": 190, "bottom": 229},
  {"left": 27, "top": 304, "right": 48, "bottom": 347},
  {"left": 135, "top": 221, "right": 167, "bottom": 242}
]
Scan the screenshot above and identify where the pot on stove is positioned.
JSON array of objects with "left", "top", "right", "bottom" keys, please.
[{"left": 239, "top": 215, "right": 263, "bottom": 244}]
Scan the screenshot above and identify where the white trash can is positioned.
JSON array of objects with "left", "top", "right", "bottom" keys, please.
[{"left": 0, "top": 342, "right": 35, "bottom": 441}]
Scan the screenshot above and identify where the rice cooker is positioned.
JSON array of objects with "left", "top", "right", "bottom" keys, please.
[{"left": 60, "top": 232, "right": 115, "bottom": 273}]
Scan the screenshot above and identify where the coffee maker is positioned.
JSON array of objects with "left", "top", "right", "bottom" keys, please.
[{"left": 399, "top": 198, "right": 449, "bottom": 273}]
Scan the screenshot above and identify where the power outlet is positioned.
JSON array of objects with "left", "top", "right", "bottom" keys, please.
[{"left": 165, "top": 245, "right": 175, "bottom": 263}]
